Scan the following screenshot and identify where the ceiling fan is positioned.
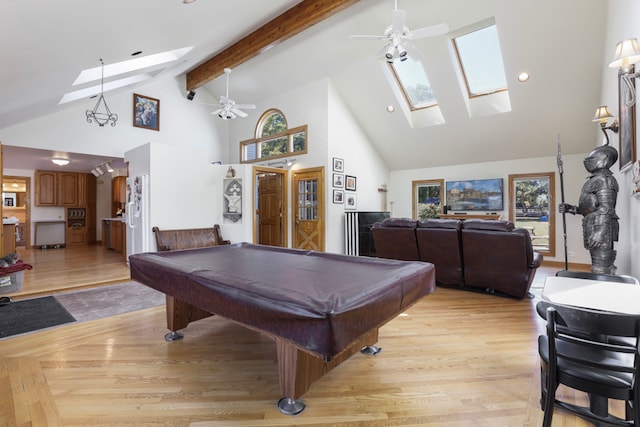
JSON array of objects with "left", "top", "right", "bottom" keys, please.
[
  {"left": 211, "top": 68, "right": 256, "bottom": 120},
  {"left": 350, "top": 0, "right": 449, "bottom": 63}
]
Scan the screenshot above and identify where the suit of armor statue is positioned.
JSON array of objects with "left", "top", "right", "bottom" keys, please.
[{"left": 559, "top": 145, "right": 619, "bottom": 274}]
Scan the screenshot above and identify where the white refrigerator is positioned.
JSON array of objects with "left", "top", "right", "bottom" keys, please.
[{"left": 125, "top": 174, "right": 150, "bottom": 263}]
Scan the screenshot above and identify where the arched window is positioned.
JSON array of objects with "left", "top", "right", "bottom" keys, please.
[{"left": 240, "top": 109, "right": 307, "bottom": 163}]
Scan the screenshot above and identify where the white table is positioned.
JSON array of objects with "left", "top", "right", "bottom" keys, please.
[
  {"left": 541, "top": 275, "right": 640, "bottom": 425},
  {"left": 542, "top": 276, "right": 640, "bottom": 314}
]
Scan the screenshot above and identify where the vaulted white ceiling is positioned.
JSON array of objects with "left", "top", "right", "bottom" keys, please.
[{"left": 0, "top": 0, "right": 610, "bottom": 171}]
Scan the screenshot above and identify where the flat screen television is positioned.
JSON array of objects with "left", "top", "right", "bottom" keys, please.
[{"left": 445, "top": 178, "right": 504, "bottom": 212}]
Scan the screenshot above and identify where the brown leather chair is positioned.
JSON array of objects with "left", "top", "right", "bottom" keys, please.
[
  {"left": 416, "top": 218, "right": 464, "bottom": 287},
  {"left": 371, "top": 218, "right": 420, "bottom": 261},
  {"left": 460, "top": 219, "right": 543, "bottom": 299}
]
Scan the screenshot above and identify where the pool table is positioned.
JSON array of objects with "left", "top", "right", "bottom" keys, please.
[{"left": 129, "top": 243, "right": 435, "bottom": 414}]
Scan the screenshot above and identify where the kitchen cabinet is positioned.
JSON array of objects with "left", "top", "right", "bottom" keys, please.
[
  {"left": 102, "top": 219, "right": 126, "bottom": 255},
  {"left": 35, "top": 170, "right": 89, "bottom": 207},
  {"left": 112, "top": 176, "right": 127, "bottom": 217},
  {"left": 58, "top": 172, "right": 79, "bottom": 206},
  {"left": 3, "top": 223, "right": 16, "bottom": 254},
  {"left": 35, "top": 170, "right": 57, "bottom": 206}
]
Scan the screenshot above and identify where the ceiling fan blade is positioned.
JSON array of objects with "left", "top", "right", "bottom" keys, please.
[
  {"left": 230, "top": 108, "right": 248, "bottom": 118},
  {"left": 408, "top": 22, "right": 449, "bottom": 40},
  {"left": 234, "top": 104, "right": 256, "bottom": 110},
  {"left": 349, "top": 34, "right": 386, "bottom": 39},
  {"left": 391, "top": 9, "right": 406, "bottom": 32},
  {"left": 210, "top": 108, "right": 224, "bottom": 115}
]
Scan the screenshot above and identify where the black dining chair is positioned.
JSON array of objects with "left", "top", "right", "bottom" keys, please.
[
  {"left": 536, "top": 300, "right": 640, "bottom": 426},
  {"left": 555, "top": 269, "right": 639, "bottom": 285}
]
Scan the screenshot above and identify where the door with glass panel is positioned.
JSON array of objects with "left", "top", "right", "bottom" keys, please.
[
  {"left": 508, "top": 172, "right": 555, "bottom": 257},
  {"left": 292, "top": 167, "right": 324, "bottom": 251}
]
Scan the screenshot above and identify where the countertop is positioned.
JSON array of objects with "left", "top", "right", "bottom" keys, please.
[{"left": 102, "top": 217, "right": 125, "bottom": 222}]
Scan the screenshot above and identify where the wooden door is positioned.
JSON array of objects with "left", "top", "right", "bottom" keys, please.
[
  {"left": 258, "top": 173, "right": 284, "bottom": 247},
  {"left": 292, "top": 167, "right": 324, "bottom": 251}
]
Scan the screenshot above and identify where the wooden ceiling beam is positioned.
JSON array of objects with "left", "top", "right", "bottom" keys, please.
[{"left": 186, "top": 0, "right": 360, "bottom": 91}]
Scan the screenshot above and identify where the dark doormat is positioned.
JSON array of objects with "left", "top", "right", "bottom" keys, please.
[{"left": 0, "top": 296, "right": 76, "bottom": 339}]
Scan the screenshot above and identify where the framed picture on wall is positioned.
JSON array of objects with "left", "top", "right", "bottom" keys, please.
[
  {"left": 332, "top": 157, "right": 344, "bottom": 172},
  {"left": 333, "top": 173, "right": 344, "bottom": 188},
  {"left": 619, "top": 68, "right": 637, "bottom": 171},
  {"left": 345, "top": 175, "right": 357, "bottom": 191},
  {"left": 333, "top": 190, "right": 344, "bottom": 204},
  {"left": 345, "top": 193, "right": 357, "bottom": 210},
  {"left": 133, "top": 93, "right": 160, "bottom": 131}
]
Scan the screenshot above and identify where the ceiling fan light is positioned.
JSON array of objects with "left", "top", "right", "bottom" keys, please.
[{"left": 385, "top": 46, "right": 395, "bottom": 61}]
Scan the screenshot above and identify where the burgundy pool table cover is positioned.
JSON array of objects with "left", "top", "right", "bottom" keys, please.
[{"left": 129, "top": 243, "right": 435, "bottom": 358}]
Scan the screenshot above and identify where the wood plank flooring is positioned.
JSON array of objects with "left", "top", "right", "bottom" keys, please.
[
  {"left": 1, "top": 261, "right": 623, "bottom": 426},
  {"left": 8, "top": 244, "right": 131, "bottom": 298}
]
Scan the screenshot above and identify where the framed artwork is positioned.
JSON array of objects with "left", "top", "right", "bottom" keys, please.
[
  {"left": 333, "top": 190, "right": 344, "bottom": 204},
  {"left": 133, "top": 93, "right": 160, "bottom": 131},
  {"left": 332, "top": 157, "right": 344, "bottom": 172},
  {"left": 618, "top": 68, "right": 637, "bottom": 171},
  {"left": 345, "top": 193, "right": 357, "bottom": 210},
  {"left": 333, "top": 173, "right": 344, "bottom": 188},
  {"left": 345, "top": 175, "right": 357, "bottom": 191}
]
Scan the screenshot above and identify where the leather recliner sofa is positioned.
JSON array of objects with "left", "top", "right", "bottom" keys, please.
[{"left": 371, "top": 217, "right": 543, "bottom": 299}]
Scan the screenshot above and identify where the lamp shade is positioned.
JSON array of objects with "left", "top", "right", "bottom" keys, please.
[
  {"left": 608, "top": 38, "right": 640, "bottom": 69},
  {"left": 592, "top": 105, "right": 614, "bottom": 123}
]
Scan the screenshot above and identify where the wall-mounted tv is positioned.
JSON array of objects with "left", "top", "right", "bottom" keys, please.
[{"left": 445, "top": 178, "right": 504, "bottom": 212}]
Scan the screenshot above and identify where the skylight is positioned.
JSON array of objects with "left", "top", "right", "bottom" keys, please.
[
  {"left": 390, "top": 57, "right": 437, "bottom": 110},
  {"left": 452, "top": 22, "right": 507, "bottom": 97},
  {"left": 59, "top": 47, "right": 193, "bottom": 105}
]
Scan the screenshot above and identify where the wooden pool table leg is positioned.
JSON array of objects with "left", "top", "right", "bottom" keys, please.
[
  {"left": 164, "top": 295, "right": 214, "bottom": 341},
  {"left": 275, "top": 328, "right": 379, "bottom": 415}
]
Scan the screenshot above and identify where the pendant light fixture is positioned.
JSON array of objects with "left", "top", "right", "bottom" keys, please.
[{"left": 85, "top": 58, "right": 118, "bottom": 127}]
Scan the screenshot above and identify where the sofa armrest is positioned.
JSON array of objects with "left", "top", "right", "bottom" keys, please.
[{"left": 530, "top": 252, "right": 544, "bottom": 269}]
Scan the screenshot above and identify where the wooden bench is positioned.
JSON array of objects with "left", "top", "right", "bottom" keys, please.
[
  {"left": 151, "top": 224, "right": 230, "bottom": 337},
  {"left": 152, "top": 224, "right": 229, "bottom": 252}
]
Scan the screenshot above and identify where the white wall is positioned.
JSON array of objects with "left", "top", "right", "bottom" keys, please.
[
  {"left": 0, "top": 74, "right": 226, "bottom": 161},
  {"left": 327, "top": 80, "right": 389, "bottom": 254},
  {"left": 389, "top": 153, "right": 594, "bottom": 266},
  {"left": 603, "top": 0, "right": 640, "bottom": 278},
  {"left": 226, "top": 77, "right": 388, "bottom": 253}
]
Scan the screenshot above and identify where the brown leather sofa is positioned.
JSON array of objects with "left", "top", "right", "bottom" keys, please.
[
  {"left": 370, "top": 218, "right": 420, "bottom": 261},
  {"left": 416, "top": 219, "right": 464, "bottom": 287},
  {"left": 371, "top": 217, "right": 543, "bottom": 299}
]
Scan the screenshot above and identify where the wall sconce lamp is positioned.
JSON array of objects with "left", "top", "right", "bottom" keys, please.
[
  {"left": 592, "top": 105, "right": 619, "bottom": 146},
  {"left": 608, "top": 38, "right": 640, "bottom": 106}
]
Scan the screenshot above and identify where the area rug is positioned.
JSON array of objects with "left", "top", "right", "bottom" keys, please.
[
  {"left": 55, "top": 281, "right": 165, "bottom": 322},
  {"left": 0, "top": 296, "right": 76, "bottom": 338}
]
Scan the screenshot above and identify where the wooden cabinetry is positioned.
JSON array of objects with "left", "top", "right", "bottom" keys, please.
[
  {"left": 3, "top": 224, "right": 16, "bottom": 254},
  {"left": 35, "top": 170, "right": 88, "bottom": 207},
  {"left": 58, "top": 172, "right": 79, "bottom": 206},
  {"left": 102, "top": 219, "right": 125, "bottom": 255},
  {"left": 35, "top": 170, "right": 57, "bottom": 206},
  {"left": 112, "top": 176, "right": 127, "bottom": 217}
]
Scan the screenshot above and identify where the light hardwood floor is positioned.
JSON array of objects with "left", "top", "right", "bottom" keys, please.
[
  {"left": 9, "top": 244, "right": 131, "bottom": 298},
  {"left": 0, "top": 261, "right": 621, "bottom": 426}
]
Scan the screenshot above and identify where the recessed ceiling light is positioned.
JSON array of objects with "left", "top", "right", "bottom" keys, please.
[
  {"left": 386, "top": 105, "right": 395, "bottom": 113},
  {"left": 518, "top": 72, "right": 530, "bottom": 82}
]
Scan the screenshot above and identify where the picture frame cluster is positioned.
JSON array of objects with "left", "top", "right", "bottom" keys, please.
[{"left": 332, "top": 157, "right": 356, "bottom": 209}]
